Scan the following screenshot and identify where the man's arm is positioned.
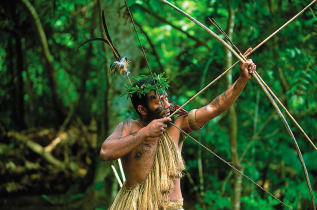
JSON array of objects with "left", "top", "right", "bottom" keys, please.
[
  {"left": 195, "top": 75, "right": 250, "bottom": 126},
  {"left": 182, "top": 49, "right": 256, "bottom": 131},
  {"left": 100, "top": 118, "right": 171, "bottom": 161}
]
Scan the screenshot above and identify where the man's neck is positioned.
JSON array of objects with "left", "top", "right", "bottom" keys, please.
[{"left": 138, "top": 117, "right": 150, "bottom": 127}]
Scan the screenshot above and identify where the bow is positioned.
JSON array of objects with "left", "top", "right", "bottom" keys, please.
[
  {"left": 158, "top": 0, "right": 316, "bottom": 209},
  {"left": 122, "top": 0, "right": 316, "bottom": 209}
]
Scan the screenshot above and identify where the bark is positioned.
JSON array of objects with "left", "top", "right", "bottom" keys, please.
[
  {"left": 221, "top": 112, "right": 276, "bottom": 194},
  {"left": 91, "top": 0, "right": 112, "bottom": 203},
  {"left": 25, "top": 63, "right": 35, "bottom": 127},
  {"left": 14, "top": 34, "right": 26, "bottom": 130},
  {"left": 8, "top": 39, "right": 15, "bottom": 127},
  {"left": 185, "top": 170, "right": 204, "bottom": 205},
  {"left": 7, "top": 131, "right": 67, "bottom": 169},
  {"left": 197, "top": 146, "right": 206, "bottom": 209},
  {"left": 81, "top": 1, "right": 143, "bottom": 208},
  {"left": 277, "top": 66, "right": 289, "bottom": 97},
  {"left": 71, "top": 1, "right": 97, "bottom": 17},
  {"left": 12, "top": 6, "right": 25, "bottom": 130},
  {"left": 96, "top": 0, "right": 109, "bottom": 151},
  {"left": 3, "top": 123, "right": 94, "bottom": 196},
  {"left": 260, "top": 152, "right": 273, "bottom": 198},
  {"left": 20, "top": 0, "right": 66, "bottom": 122},
  {"left": 6, "top": 3, "right": 25, "bottom": 130},
  {"left": 225, "top": 1, "right": 243, "bottom": 210},
  {"left": 77, "top": 5, "right": 96, "bottom": 120},
  {"left": 267, "top": 0, "right": 274, "bottom": 14},
  {"left": 81, "top": 1, "right": 114, "bottom": 208}
]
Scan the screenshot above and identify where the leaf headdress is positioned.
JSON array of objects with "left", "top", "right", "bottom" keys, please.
[{"left": 123, "top": 73, "right": 169, "bottom": 98}]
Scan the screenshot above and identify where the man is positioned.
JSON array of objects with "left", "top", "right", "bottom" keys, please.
[{"left": 100, "top": 48, "right": 256, "bottom": 209}]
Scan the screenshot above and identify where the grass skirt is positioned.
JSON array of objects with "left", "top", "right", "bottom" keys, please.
[{"left": 109, "top": 132, "right": 185, "bottom": 210}]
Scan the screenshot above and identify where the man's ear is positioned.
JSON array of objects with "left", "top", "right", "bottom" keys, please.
[{"left": 137, "top": 105, "right": 148, "bottom": 116}]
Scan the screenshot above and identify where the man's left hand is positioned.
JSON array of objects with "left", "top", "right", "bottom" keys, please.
[{"left": 240, "top": 48, "right": 256, "bottom": 80}]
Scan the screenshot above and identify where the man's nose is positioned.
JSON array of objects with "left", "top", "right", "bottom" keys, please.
[{"left": 163, "top": 100, "right": 170, "bottom": 109}]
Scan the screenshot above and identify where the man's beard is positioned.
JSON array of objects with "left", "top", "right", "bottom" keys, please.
[
  {"left": 147, "top": 106, "right": 164, "bottom": 121},
  {"left": 145, "top": 106, "right": 172, "bottom": 127},
  {"left": 146, "top": 106, "right": 169, "bottom": 121}
]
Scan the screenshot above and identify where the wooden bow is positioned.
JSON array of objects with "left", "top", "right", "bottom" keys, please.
[
  {"left": 159, "top": 0, "right": 316, "bottom": 209},
  {"left": 122, "top": 0, "right": 316, "bottom": 209}
]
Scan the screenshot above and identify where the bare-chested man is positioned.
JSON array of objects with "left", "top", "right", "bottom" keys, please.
[{"left": 100, "top": 48, "right": 256, "bottom": 209}]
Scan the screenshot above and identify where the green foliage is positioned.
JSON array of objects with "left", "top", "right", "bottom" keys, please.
[
  {"left": 241, "top": 195, "right": 279, "bottom": 210},
  {"left": 122, "top": 73, "right": 169, "bottom": 98},
  {"left": 199, "top": 190, "right": 231, "bottom": 209},
  {"left": 41, "top": 185, "right": 84, "bottom": 205},
  {"left": 0, "top": 0, "right": 316, "bottom": 209},
  {"left": 94, "top": 181, "right": 105, "bottom": 191}
]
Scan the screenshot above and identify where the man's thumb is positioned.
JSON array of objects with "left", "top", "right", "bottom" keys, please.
[{"left": 161, "top": 117, "right": 172, "bottom": 123}]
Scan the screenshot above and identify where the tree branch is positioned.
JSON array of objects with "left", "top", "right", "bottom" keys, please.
[
  {"left": 8, "top": 131, "right": 66, "bottom": 169},
  {"left": 135, "top": 4, "right": 211, "bottom": 50},
  {"left": 20, "top": 0, "right": 66, "bottom": 121}
]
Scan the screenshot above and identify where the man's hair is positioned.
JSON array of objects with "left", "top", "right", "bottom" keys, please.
[{"left": 131, "top": 78, "right": 156, "bottom": 117}]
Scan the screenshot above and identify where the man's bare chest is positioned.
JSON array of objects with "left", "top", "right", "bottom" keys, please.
[
  {"left": 134, "top": 139, "right": 157, "bottom": 160},
  {"left": 134, "top": 132, "right": 182, "bottom": 160}
]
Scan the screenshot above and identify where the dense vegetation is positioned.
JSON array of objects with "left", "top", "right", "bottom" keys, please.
[{"left": 1, "top": 0, "right": 316, "bottom": 209}]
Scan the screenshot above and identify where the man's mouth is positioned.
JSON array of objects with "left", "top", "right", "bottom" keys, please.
[
  {"left": 164, "top": 109, "right": 170, "bottom": 117},
  {"left": 154, "top": 106, "right": 170, "bottom": 118}
]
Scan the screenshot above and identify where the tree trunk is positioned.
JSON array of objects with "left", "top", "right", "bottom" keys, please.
[
  {"left": 8, "top": 39, "right": 16, "bottom": 127},
  {"left": 25, "top": 63, "right": 35, "bottom": 127},
  {"left": 91, "top": 0, "right": 111, "bottom": 204},
  {"left": 197, "top": 145, "right": 206, "bottom": 209},
  {"left": 77, "top": 4, "right": 97, "bottom": 121},
  {"left": 225, "top": 1, "right": 243, "bottom": 210},
  {"left": 20, "top": 0, "right": 66, "bottom": 123},
  {"left": 14, "top": 34, "right": 26, "bottom": 130},
  {"left": 81, "top": 0, "right": 143, "bottom": 208},
  {"left": 10, "top": 3, "right": 26, "bottom": 130}
]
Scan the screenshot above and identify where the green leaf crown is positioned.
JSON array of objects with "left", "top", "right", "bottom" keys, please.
[{"left": 123, "top": 73, "right": 169, "bottom": 98}]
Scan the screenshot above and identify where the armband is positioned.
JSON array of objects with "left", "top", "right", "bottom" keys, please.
[{"left": 188, "top": 109, "right": 203, "bottom": 131}]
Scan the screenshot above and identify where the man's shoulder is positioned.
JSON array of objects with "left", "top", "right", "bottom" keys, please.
[
  {"left": 116, "top": 119, "right": 134, "bottom": 127},
  {"left": 117, "top": 119, "right": 142, "bottom": 131}
]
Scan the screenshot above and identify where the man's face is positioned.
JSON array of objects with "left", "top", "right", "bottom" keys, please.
[{"left": 145, "top": 91, "right": 171, "bottom": 120}]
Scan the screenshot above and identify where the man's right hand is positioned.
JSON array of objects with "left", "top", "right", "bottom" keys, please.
[{"left": 144, "top": 117, "right": 171, "bottom": 139}]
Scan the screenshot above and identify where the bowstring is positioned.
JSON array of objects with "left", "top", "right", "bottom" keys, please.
[
  {"left": 170, "top": 122, "right": 292, "bottom": 210},
  {"left": 122, "top": 1, "right": 293, "bottom": 209}
]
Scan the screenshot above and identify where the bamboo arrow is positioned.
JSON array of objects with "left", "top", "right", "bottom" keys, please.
[
  {"left": 167, "top": 0, "right": 317, "bottom": 152},
  {"left": 168, "top": 0, "right": 316, "bottom": 152}
]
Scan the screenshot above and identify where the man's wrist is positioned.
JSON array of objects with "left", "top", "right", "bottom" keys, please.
[
  {"left": 139, "top": 127, "right": 149, "bottom": 138},
  {"left": 238, "top": 76, "right": 250, "bottom": 83}
]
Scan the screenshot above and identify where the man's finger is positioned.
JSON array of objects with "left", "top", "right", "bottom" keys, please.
[
  {"left": 249, "top": 64, "right": 256, "bottom": 74},
  {"left": 160, "top": 117, "right": 172, "bottom": 123},
  {"left": 148, "top": 137, "right": 160, "bottom": 141},
  {"left": 243, "top": 47, "right": 252, "bottom": 57}
]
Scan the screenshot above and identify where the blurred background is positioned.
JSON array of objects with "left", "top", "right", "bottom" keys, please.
[{"left": 0, "top": 0, "right": 316, "bottom": 209}]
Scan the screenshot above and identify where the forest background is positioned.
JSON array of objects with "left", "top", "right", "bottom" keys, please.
[{"left": 0, "top": 0, "right": 316, "bottom": 209}]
